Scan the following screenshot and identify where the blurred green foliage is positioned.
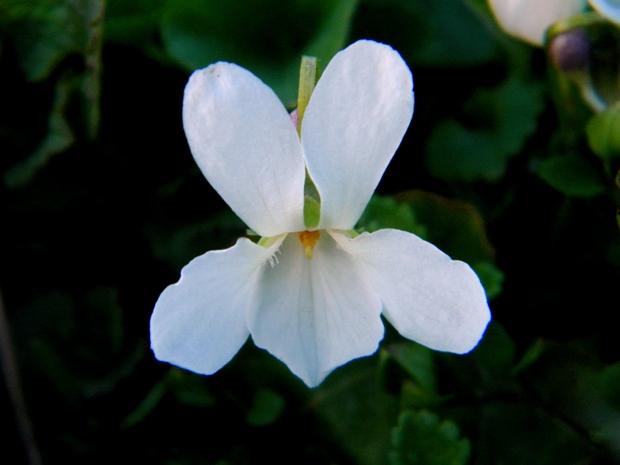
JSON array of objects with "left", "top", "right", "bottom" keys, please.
[{"left": 2, "top": 0, "right": 620, "bottom": 464}]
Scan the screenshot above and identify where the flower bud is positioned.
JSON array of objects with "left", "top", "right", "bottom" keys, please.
[{"left": 549, "top": 28, "right": 591, "bottom": 72}]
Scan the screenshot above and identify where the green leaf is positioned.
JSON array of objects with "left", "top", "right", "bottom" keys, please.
[
  {"left": 161, "top": 0, "right": 358, "bottom": 105},
  {"left": 313, "top": 357, "right": 399, "bottom": 465},
  {"left": 104, "top": 0, "right": 167, "bottom": 46},
  {"left": 511, "top": 339, "right": 546, "bottom": 375},
  {"left": 471, "top": 320, "right": 516, "bottom": 376},
  {"left": 403, "top": 0, "right": 498, "bottom": 67},
  {"left": 0, "top": 0, "right": 104, "bottom": 81},
  {"left": 386, "top": 343, "right": 436, "bottom": 392},
  {"left": 587, "top": 102, "right": 620, "bottom": 159},
  {"left": 355, "top": 0, "right": 498, "bottom": 68},
  {"left": 399, "top": 190, "right": 496, "bottom": 265},
  {"left": 474, "top": 401, "right": 595, "bottom": 465},
  {"left": 471, "top": 261, "right": 504, "bottom": 300},
  {"left": 168, "top": 368, "right": 215, "bottom": 408},
  {"left": 390, "top": 410, "right": 470, "bottom": 465},
  {"left": 598, "top": 361, "right": 620, "bottom": 408},
  {"left": 4, "top": 73, "right": 75, "bottom": 188},
  {"left": 121, "top": 378, "right": 167, "bottom": 429},
  {"left": 426, "top": 77, "right": 545, "bottom": 182},
  {"left": 536, "top": 155, "right": 607, "bottom": 197},
  {"left": 245, "top": 389, "right": 286, "bottom": 426},
  {"left": 357, "top": 194, "right": 427, "bottom": 238}
]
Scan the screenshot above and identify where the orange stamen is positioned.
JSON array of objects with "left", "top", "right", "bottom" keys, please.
[{"left": 298, "top": 230, "right": 321, "bottom": 259}]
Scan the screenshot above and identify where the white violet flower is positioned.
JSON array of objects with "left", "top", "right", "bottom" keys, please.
[
  {"left": 488, "top": 0, "right": 588, "bottom": 46},
  {"left": 589, "top": 0, "right": 620, "bottom": 24},
  {"left": 150, "top": 40, "right": 491, "bottom": 387}
]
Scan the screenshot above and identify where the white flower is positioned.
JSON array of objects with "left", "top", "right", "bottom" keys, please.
[
  {"left": 488, "top": 0, "right": 588, "bottom": 46},
  {"left": 150, "top": 40, "right": 491, "bottom": 387},
  {"left": 589, "top": 0, "right": 620, "bottom": 24}
]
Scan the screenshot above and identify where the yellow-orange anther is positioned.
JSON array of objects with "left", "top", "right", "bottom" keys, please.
[{"left": 297, "top": 230, "right": 321, "bottom": 259}]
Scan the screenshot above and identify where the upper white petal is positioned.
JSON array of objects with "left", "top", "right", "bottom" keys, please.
[
  {"left": 301, "top": 40, "right": 414, "bottom": 230},
  {"left": 150, "top": 236, "right": 284, "bottom": 375},
  {"left": 183, "top": 63, "right": 306, "bottom": 237},
  {"left": 248, "top": 232, "right": 384, "bottom": 387},
  {"left": 488, "top": 0, "right": 587, "bottom": 46},
  {"left": 331, "top": 229, "right": 491, "bottom": 354},
  {"left": 589, "top": 0, "right": 620, "bottom": 24}
]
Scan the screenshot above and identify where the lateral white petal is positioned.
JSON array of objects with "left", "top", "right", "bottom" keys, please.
[
  {"left": 332, "top": 229, "right": 491, "bottom": 354},
  {"left": 248, "top": 232, "right": 384, "bottom": 387},
  {"left": 183, "top": 63, "right": 306, "bottom": 237},
  {"left": 150, "top": 236, "right": 284, "bottom": 375},
  {"left": 590, "top": 0, "right": 620, "bottom": 24},
  {"left": 302, "top": 40, "right": 414, "bottom": 230},
  {"left": 488, "top": 0, "right": 587, "bottom": 46}
]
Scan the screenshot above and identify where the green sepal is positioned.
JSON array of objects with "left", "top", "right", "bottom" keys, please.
[
  {"left": 545, "top": 12, "right": 608, "bottom": 44},
  {"left": 297, "top": 56, "right": 317, "bottom": 135},
  {"left": 303, "top": 170, "right": 321, "bottom": 229},
  {"left": 303, "top": 194, "right": 321, "bottom": 229}
]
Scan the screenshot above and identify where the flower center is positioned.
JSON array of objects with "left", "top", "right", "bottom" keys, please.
[{"left": 298, "top": 230, "right": 320, "bottom": 259}]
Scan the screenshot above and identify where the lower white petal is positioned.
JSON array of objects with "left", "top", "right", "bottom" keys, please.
[
  {"left": 150, "top": 236, "right": 284, "bottom": 375},
  {"left": 331, "top": 229, "right": 491, "bottom": 354},
  {"left": 248, "top": 232, "right": 384, "bottom": 387}
]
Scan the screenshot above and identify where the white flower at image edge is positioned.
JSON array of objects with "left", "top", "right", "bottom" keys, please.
[
  {"left": 150, "top": 40, "right": 491, "bottom": 387},
  {"left": 589, "top": 0, "right": 620, "bottom": 24},
  {"left": 488, "top": 0, "right": 587, "bottom": 46}
]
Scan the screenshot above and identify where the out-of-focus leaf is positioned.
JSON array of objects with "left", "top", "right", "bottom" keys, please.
[
  {"left": 474, "top": 401, "right": 595, "bottom": 465},
  {"left": 105, "top": 0, "right": 167, "bottom": 45},
  {"left": 168, "top": 368, "right": 216, "bottom": 408},
  {"left": 400, "top": 381, "right": 449, "bottom": 411},
  {"left": 2, "top": 0, "right": 103, "bottom": 187},
  {"left": 146, "top": 210, "right": 246, "bottom": 271},
  {"left": 161, "top": 0, "right": 358, "bottom": 105},
  {"left": 520, "top": 342, "right": 620, "bottom": 460},
  {"left": 385, "top": 343, "right": 436, "bottom": 392},
  {"left": 536, "top": 155, "right": 607, "bottom": 197},
  {"left": 471, "top": 261, "right": 504, "bottom": 300},
  {"left": 0, "top": 0, "right": 104, "bottom": 82},
  {"left": 4, "top": 73, "right": 75, "bottom": 188},
  {"left": 399, "top": 190, "right": 495, "bottom": 265},
  {"left": 390, "top": 410, "right": 470, "bottom": 465},
  {"left": 471, "top": 320, "right": 516, "bottom": 376},
  {"left": 380, "top": 343, "right": 447, "bottom": 410},
  {"left": 312, "top": 357, "right": 399, "bottom": 465},
  {"left": 402, "top": 0, "right": 498, "bottom": 67},
  {"left": 356, "top": 0, "right": 498, "bottom": 67},
  {"left": 299, "top": 0, "right": 358, "bottom": 67},
  {"left": 599, "top": 361, "right": 620, "bottom": 408},
  {"left": 587, "top": 102, "right": 620, "bottom": 159},
  {"left": 512, "top": 339, "right": 545, "bottom": 375},
  {"left": 121, "top": 378, "right": 167, "bottom": 429},
  {"left": 84, "top": 287, "right": 124, "bottom": 357},
  {"left": 427, "top": 77, "right": 545, "bottom": 182},
  {"left": 245, "top": 389, "right": 286, "bottom": 426},
  {"left": 357, "top": 194, "right": 427, "bottom": 238}
]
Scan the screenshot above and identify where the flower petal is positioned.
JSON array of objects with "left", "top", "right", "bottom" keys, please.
[
  {"left": 183, "top": 63, "right": 306, "bottom": 237},
  {"left": 301, "top": 40, "right": 414, "bottom": 230},
  {"left": 488, "top": 0, "right": 587, "bottom": 46},
  {"left": 248, "top": 232, "right": 384, "bottom": 387},
  {"left": 331, "top": 229, "right": 491, "bottom": 354},
  {"left": 590, "top": 0, "right": 620, "bottom": 24},
  {"left": 150, "top": 236, "right": 284, "bottom": 375}
]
